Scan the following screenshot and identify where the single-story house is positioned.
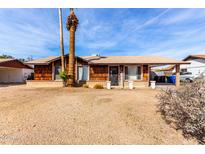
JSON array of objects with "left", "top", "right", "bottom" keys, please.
[
  {"left": 0, "top": 58, "right": 33, "bottom": 83},
  {"left": 26, "top": 55, "right": 189, "bottom": 88}
]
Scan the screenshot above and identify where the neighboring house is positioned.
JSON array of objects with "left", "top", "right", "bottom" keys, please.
[
  {"left": 152, "top": 54, "right": 205, "bottom": 82},
  {"left": 181, "top": 54, "right": 205, "bottom": 78},
  {"left": 0, "top": 58, "right": 33, "bottom": 83},
  {"left": 26, "top": 55, "right": 188, "bottom": 88}
]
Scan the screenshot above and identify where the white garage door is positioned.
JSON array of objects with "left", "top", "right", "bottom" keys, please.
[{"left": 0, "top": 68, "right": 24, "bottom": 83}]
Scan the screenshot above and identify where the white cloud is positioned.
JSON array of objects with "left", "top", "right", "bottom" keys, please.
[
  {"left": 0, "top": 9, "right": 60, "bottom": 58},
  {"left": 161, "top": 9, "right": 205, "bottom": 25}
]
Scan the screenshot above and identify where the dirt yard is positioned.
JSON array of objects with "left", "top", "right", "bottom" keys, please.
[{"left": 0, "top": 85, "right": 197, "bottom": 144}]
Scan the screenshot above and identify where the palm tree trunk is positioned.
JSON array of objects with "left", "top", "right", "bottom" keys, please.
[
  {"left": 58, "top": 8, "right": 65, "bottom": 72},
  {"left": 68, "top": 25, "right": 75, "bottom": 86},
  {"left": 66, "top": 9, "right": 78, "bottom": 87}
]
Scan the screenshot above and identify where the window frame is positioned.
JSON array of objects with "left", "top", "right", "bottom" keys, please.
[
  {"left": 77, "top": 65, "right": 89, "bottom": 81},
  {"left": 124, "top": 65, "right": 143, "bottom": 81},
  {"left": 181, "top": 68, "right": 187, "bottom": 73}
]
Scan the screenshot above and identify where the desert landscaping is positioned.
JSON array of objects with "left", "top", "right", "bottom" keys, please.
[{"left": 0, "top": 85, "right": 196, "bottom": 144}]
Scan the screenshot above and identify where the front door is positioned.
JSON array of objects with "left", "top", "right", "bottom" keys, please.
[
  {"left": 109, "top": 66, "right": 119, "bottom": 86},
  {"left": 55, "top": 65, "right": 61, "bottom": 80}
]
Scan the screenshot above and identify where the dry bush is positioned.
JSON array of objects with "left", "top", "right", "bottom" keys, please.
[
  {"left": 82, "top": 84, "right": 89, "bottom": 88},
  {"left": 93, "top": 84, "right": 104, "bottom": 89},
  {"left": 157, "top": 79, "right": 205, "bottom": 144}
]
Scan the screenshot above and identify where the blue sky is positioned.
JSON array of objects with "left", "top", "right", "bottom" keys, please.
[{"left": 0, "top": 8, "right": 205, "bottom": 60}]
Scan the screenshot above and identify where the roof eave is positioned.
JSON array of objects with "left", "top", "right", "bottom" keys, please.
[
  {"left": 183, "top": 55, "right": 205, "bottom": 61},
  {"left": 26, "top": 62, "right": 50, "bottom": 65},
  {"left": 88, "top": 62, "right": 190, "bottom": 65},
  {"left": 0, "top": 59, "right": 33, "bottom": 69}
]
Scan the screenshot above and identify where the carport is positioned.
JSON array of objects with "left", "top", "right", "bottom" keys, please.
[
  {"left": 0, "top": 59, "right": 33, "bottom": 83},
  {"left": 150, "top": 63, "right": 189, "bottom": 87}
]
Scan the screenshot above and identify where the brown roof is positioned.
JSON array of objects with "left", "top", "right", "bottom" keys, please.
[
  {"left": 26, "top": 55, "right": 86, "bottom": 65},
  {"left": 0, "top": 58, "right": 14, "bottom": 63},
  {"left": 183, "top": 54, "right": 205, "bottom": 61},
  {"left": 0, "top": 58, "right": 33, "bottom": 69},
  {"left": 26, "top": 55, "right": 190, "bottom": 65},
  {"left": 81, "top": 56, "right": 189, "bottom": 65},
  {"left": 26, "top": 56, "right": 60, "bottom": 65}
]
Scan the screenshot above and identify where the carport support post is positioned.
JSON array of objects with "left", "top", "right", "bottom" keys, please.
[
  {"left": 176, "top": 64, "right": 180, "bottom": 87},
  {"left": 120, "top": 65, "right": 124, "bottom": 88}
]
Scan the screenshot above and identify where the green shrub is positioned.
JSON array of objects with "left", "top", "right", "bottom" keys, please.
[
  {"left": 93, "top": 84, "right": 104, "bottom": 89},
  {"left": 59, "top": 71, "right": 68, "bottom": 87},
  {"left": 59, "top": 71, "right": 68, "bottom": 81},
  {"left": 157, "top": 79, "right": 205, "bottom": 144},
  {"left": 83, "top": 84, "right": 89, "bottom": 88}
]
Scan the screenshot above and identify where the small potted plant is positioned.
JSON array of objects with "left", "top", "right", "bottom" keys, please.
[{"left": 60, "top": 71, "right": 68, "bottom": 87}]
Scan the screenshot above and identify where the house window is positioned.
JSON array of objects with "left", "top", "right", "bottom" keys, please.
[
  {"left": 125, "top": 65, "right": 141, "bottom": 80},
  {"left": 78, "top": 65, "right": 88, "bottom": 81},
  {"left": 55, "top": 65, "right": 62, "bottom": 80},
  {"left": 181, "top": 68, "right": 187, "bottom": 72}
]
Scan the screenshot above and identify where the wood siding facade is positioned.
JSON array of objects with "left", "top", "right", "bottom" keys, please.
[
  {"left": 33, "top": 56, "right": 87, "bottom": 81},
  {"left": 34, "top": 63, "right": 149, "bottom": 82},
  {"left": 34, "top": 65, "right": 52, "bottom": 80},
  {"left": 89, "top": 64, "right": 149, "bottom": 82},
  {"left": 33, "top": 54, "right": 150, "bottom": 87},
  {"left": 89, "top": 65, "right": 108, "bottom": 81}
]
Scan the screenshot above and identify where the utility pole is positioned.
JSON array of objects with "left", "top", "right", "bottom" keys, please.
[{"left": 58, "top": 8, "right": 65, "bottom": 72}]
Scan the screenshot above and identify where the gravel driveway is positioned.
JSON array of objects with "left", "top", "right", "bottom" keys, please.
[{"left": 0, "top": 85, "right": 196, "bottom": 144}]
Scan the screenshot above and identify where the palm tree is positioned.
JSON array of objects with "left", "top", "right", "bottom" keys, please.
[
  {"left": 66, "top": 8, "right": 79, "bottom": 87},
  {"left": 58, "top": 8, "right": 65, "bottom": 72}
]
